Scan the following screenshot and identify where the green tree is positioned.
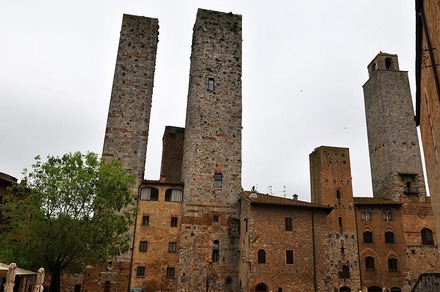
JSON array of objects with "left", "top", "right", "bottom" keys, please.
[{"left": 0, "top": 152, "right": 136, "bottom": 292}]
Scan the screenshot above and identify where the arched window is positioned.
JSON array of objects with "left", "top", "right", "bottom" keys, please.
[
  {"left": 362, "top": 211, "right": 371, "bottom": 221},
  {"left": 340, "top": 287, "right": 351, "bottom": 292},
  {"left": 363, "top": 231, "right": 373, "bottom": 243},
  {"left": 257, "top": 249, "right": 266, "bottom": 264},
  {"left": 385, "top": 57, "right": 393, "bottom": 70},
  {"left": 388, "top": 257, "right": 398, "bottom": 272},
  {"left": 336, "top": 190, "right": 341, "bottom": 202},
  {"left": 140, "top": 187, "right": 159, "bottom": 201},
  {"left": 165, "top": 189, "right": 183, "bottom": 202},
  {"left": 421, "top": 228, "right": 434, "bottom": 245},
  {"left": 338, "top": 217, "right": 343, "bottom": 233},
  {"left": 385, "top": 231, "right": 395, "bottom": 244},
  {"left": 382, "top": 210, "right": 392, "bottom": 221},
  {"left": 365, "top": 256, "right": 375, "bottom": 271}
]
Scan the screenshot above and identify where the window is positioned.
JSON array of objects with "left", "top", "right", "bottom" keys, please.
[
  {"left": 339, "top": 265, "right": 350, "bottom": 279},
  {"left": 213, "top": 215, "right": 220, "bottom": 222},
  {"left": 74, "top": 285, "right": 81, "bottom": 292},
  {"left": 338, "top": 217, "right": 343, "bottom": 232},
  {"left": 142, "top": 215, "right": 149, "bottom": 226},
  {"left": 390, "top": 287, "right": 401, "bottom": 292},
  {"left": 285, "top": 250, "right": 294, "bottom": 264},
  {"left": 365, "top": 256, "right": 375, "bottom": 271},
  {"left": 140, "top": 187, "right": 159, "bottom": 201},
  {"left": 136, "top": 266, "right": 145, "bottom": 277},
  {"left": 385, "top": 231, "right": 395, "bottom": 244},
  {"left": 165, "top": 189, "right": 183, "bottom": 202},
  {"left": 362, "top": 211, "right": 371, "bottom": 221},
  {"left": 278, "top": 288, "right": 283, "bottom": 292},
  {"left": 166, "top": 267, "right": 175, "bottom": 278},
  {"left": 385, "top": 57, "right": 393, "bottom": 70},
  {"left": 363, "top": 231, "right": 373, "bottom": 244},
  {"left": 336, "top": 190, "right": 341, "bottom": 203},
  {"left": 214, "top": 172, "right": 222, "bottom": 188},
  {"left": 339, "top": 287, "right": 351, "bottom": 292},
  {"left": 382, "top": 210, "right": 392, "bottom": 221},
  {"left": 388, "top": 258, "right": 398, "bottom": 272},
  {"left": 208, "top": 77, "right": 215, "bottom": 92},
  {"left": 170, "top": 217, "right": 178, "bottom": 227},
  {"left": 244, "top": 218, "right": 248, "bottom": 232},
  {"left": 421, "top": 228, "right": 434, "bottom": 245},
  {"left": 285, "top": 217, "right": 293, "bottom": 231},
  {"left": 168, "top": 242, "right": 177, "bottom": 253},
  {"left": 257, "top": 249, "right": 266, "bottom": 264},
  {"left": 139, "top": 241, "right": 148, "bottom": 252},
  {"left": 212, "top": 249, "right": 220, "bottom": 262}
]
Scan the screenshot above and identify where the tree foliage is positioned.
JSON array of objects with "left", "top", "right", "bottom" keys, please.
[{"left": 0, "top": 152, "right": 136, "bottom": 292}]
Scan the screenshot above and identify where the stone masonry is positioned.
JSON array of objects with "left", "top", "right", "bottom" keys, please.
[
  {"left": 310, "top": 146, "right": 361, "bottom": 291},
  {"left": 178, "top": 9, "right": 242, "bottom": 292},
  {"left": 102, "top": 14, "right": 158, "bottom": 184},
  {"left": 363, "top": 53, "right": 426, "bottom": 202}
]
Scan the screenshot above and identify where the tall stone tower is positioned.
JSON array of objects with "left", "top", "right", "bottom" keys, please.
[
  {"left": 362, "top": 52, "right": 426, "bottom": 201},
  {"left": 310, "top": 146, "right": 361, "bottom": 290},
  {"left": 99, "top": 14, "right": 158, "bottom": 291},
  {"left": 102, "top": 14, "right": 159, "bottom": 184},
  {"left": 178, "top": 9, "right": 242, "bottom": 292}
]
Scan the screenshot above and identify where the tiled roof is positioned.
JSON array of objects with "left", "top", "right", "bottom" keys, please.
[
  {"left": 242, "top": 191, "right": 332, "bottom": 210},
  {"left": 353, "top": 197, "right": 401, "bottom": 205},
  {"left": 0, "top": 172, "right": 17, "bottom": 184}
]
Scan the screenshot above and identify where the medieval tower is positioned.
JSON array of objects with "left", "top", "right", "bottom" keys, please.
[
  {"left": 310, "top": 146, "right": 361, "bottom": 290},
  {"left": 179, "top": 9, "right": 242, "bottom": 291},
  {"left": 362, "top": 52, "right": 426, "bottom": 201}
]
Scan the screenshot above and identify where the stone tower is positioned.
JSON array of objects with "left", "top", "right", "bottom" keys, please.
[
  {"left": 99, "top": 14, "right": 158, "bottom": 291},
  {"left": 310, "top": 146, "right": 361, "bottom": 290},
  {"left": 102, "top": 14, "right": 159, "bottom": 184},
  {"left": 178, "top": 9, "right": 242, "bottom": 292},
  {"left": 363, "top": 52, "right": 426, "bottom": 201}
]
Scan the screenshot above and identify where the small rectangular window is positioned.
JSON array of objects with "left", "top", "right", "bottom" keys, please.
[
  {"left": 208, "top": 78, "right": 215, "bottom": 92},
  {"left": 142, "top": 215, "right": 149, "bottom": 226},
  {"left": 212, "top": 249, "right": 220, "bottom": 262},
  {"left": 168, "top": 242, "right": 177, "bottom": 253},
  {"left": 214, "top": 173, "right": 222, "bottom": 188},
  {"left": 213, "top": 215, "right": 220, "bottom": 222},
  {"left": 166, "top": 267, "right": 175, "bottom": 278},
  {"left": 285, "top": 217, "right": 293, "bottom": 231},
  {"left": 136, "top": 266, "right": 145, "bottom": 277},
  {"left": 286, "top": 250, "right": 294, "bottom": 264},
  {"left": 171, "top": 216, "right": 178, "bottom": 227},
  {"left": 278, "top": 288, "right": 283, "bottom": 292},
  {"left": 139, "top": 241, "right": 148, "bottom": 252}
]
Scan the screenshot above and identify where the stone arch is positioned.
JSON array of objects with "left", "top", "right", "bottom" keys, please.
[
  {"left": 368, "top": 286, "right": 382, "bottom": 292},
  {"left": 255, "top": 283, "right": 268, "bottom": 292}
]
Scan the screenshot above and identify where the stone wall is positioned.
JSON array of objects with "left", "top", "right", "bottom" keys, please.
[
  {"left": 102, "top": 14, "right": 158, "bottom": 183},
  {"left": 160, "top": 126, "right": 185, "bottom": 184},
  {"left": 130, "top": 181, "right": 183, "bottom": 292},
  {"left": 363, "top": 53, "right": 426, "bottom": 201},
  {"left": 178, "top": 9, "right": 242, "bottom": 291},
  {"left": 417, "top": 0, "right": 440, "bottom": 246},
  {"left": 310, "top": 146, "right": 361, "bottom": 291}
]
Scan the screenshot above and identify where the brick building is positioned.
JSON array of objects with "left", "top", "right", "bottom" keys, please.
[
  {"left": 80, "top": 9, "right": 440, "bottom": 292},
  {"left": 2, "top": 8, "right": 439, "bottom": 292}
]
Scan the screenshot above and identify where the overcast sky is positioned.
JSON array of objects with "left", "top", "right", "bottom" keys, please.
[{"left": 0, "top": 0, "right": 417, "bottom": 201}]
